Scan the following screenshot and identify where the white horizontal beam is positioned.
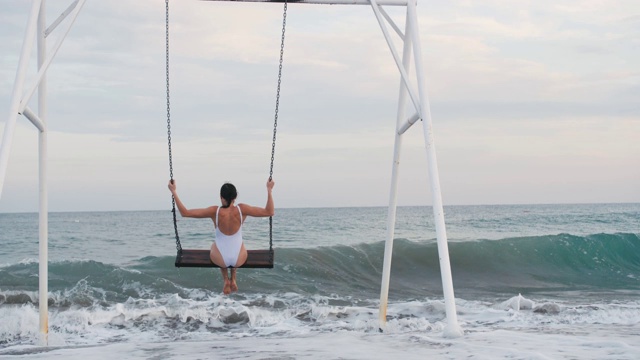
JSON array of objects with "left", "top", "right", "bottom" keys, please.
[{"left": 202, "top": 0, "right": 409, "bottom": 6}]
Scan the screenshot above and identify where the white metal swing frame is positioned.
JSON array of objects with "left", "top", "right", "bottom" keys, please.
[{"left": 0, "top": 0, "right": 463, "bottom": 342}]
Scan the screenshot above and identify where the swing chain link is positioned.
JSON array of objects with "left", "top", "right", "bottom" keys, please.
[
  {"left": 270, "top": 0, "right": 287, "bottom": 182},
  {"left": 166, "top": 0, "right": 182, "bottom": 254},
  {"left": 269, "top": 1, "right": 288, "bottom": 260}
]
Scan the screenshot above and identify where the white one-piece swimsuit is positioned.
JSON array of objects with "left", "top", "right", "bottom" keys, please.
[{"left": 215, "top": 206, "right": 244, "bottom": 268}]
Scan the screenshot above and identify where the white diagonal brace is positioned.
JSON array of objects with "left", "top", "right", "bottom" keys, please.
[
  {"left": 397, "top": 111, "right": 419, "bottom": 135},
  {"left": 22, "top": 106, "right": 46, "bottom": 133},
  {"left": 18, "top": 0, "right": 86, "bottom": 114},
  {"left": 369, "top": 0, "right": 421, "bottom": 115},
  {"left": 45, "top": 0, "right": 80, "bottom": 37},
  {"left": 378, "top": 6, "right": 404, "bottom": 40}
]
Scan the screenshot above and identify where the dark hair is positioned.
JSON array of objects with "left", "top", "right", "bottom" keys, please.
[{"left": 220, "top": 183, "right": 237, "bottom": 208}]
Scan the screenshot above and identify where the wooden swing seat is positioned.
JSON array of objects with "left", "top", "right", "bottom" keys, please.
[{"left": 175, "top": 249, "right": 274, "bottom": 268}]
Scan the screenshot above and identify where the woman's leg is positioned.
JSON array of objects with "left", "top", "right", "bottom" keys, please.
[
  {"left": 219, "top": 268, "right": 231, "bottom": 295},
  {"left": 209, "top": 243, "right": 227, "bottom": 267},
  {"left": 229, "top": 244, "right": 247, "bottom": 293},
  {"left": 230, "top": 268, "right": 239, "bottom": 292},
  {"left": 235, "top": 244, "right": 248, "bottom": 267},
  {"left": 210, "top": 244, "right": 231, "bottom": 294}
]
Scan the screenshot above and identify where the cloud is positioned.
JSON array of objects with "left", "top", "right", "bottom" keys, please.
[{"left": 0, "top": 0, "right": 638, "bottom": 212}]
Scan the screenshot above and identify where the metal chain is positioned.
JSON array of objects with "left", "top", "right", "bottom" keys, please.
[
  {"left": 269, "top": 1, "right": 288, "bottom": 259},
  {"left": 269, "top": 1, "right": 287, "bottom": 182},
  {"left": 166, "top": 0, "right": 181, "bottom": 254}
]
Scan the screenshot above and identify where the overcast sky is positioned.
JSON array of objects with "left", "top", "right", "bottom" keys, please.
[{"left": 0, "top": 0, "right": 638, "bottom": 212}]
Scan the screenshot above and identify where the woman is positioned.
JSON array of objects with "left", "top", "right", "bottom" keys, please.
[{"left": 168, "top": 179, "right": 275, "bottom": 294}]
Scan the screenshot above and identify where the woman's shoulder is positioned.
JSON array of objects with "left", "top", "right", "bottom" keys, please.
[{"left": 206, "top": 205, "right": 219, "bottom": 218}]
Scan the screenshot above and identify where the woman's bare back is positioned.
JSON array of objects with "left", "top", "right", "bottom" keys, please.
[{"left": 215, "top": 206, "right": 243, "bottom": 235}]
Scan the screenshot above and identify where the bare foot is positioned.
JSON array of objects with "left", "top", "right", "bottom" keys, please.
[
  {"left": 230, "top": 281, "right": 238, "bottom": 293},
  {"left": 223, "top": 279, "right": 232, "bottom": 295}
]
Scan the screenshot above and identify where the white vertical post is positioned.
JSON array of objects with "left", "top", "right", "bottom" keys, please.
[
  {"left": 2, "top": 0, "right": 85, "bottom": 344},
  {"left": 407, "top": 0, "right": 462, "bottom": 337},
  {"left": 0, "top": 0, "right": 42, "bottom": 199},
  {"left": 378, "top": 6, "right": 413, "bottom": 331},
  {"left": 37, "top": 0, "right": 49, "bottom": 344}
]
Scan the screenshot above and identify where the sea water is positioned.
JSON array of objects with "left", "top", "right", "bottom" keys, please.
[{"left": 0, "top": 204, "right": 639, "bottom": 359}]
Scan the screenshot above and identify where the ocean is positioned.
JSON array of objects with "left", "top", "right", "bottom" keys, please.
[{"left": 0, "top": 203, "right": 639, "bottom": 359}]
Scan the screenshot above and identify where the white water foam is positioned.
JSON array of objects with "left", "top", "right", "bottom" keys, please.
[
  {"left": 2, "top": 325, "right": 639, "bottom": 360},
  {"left": 1, "top": 293, "right": 639, "bottom": 359}
]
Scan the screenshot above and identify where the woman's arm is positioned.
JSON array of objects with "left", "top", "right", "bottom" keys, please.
[
  {"left": 239, "top": 179, "right": 275, "bottom": 218},
  {"left": 168, "top": 180, "right": 216, "bottom": 218}
]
